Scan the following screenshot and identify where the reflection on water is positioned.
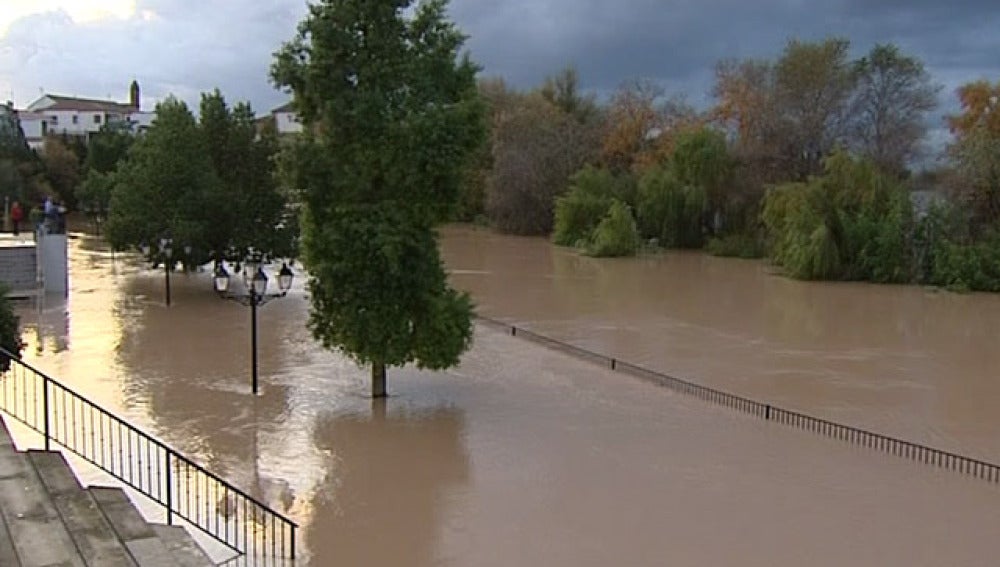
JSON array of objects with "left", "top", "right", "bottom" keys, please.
[
  {"left": 308, "top": 400, "right": 468, "bottom": 566},
  {"left": 6, "top": 230, "right": 1000, "bottom": 565}
]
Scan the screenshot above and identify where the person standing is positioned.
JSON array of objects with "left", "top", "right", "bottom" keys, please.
[{"left": 9, "top": 200, "right": 22, "bottom": 236}]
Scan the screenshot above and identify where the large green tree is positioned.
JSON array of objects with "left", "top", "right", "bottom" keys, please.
[
  {"left": 77, "top": 121, "right": 134, "bottom": 225},
  {"left": 272, "top": 0, "right": 485, "bottom": 396},
  {"left": 198, "top": 91, "right": 292, "bottom": 262},
  {"left": 41, "top": 136, "right": 82, "bottom": 209},
  {"left": 105, "top": 98, "right": 225, "bottom": 266}
]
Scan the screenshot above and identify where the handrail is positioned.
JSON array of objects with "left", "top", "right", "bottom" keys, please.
[
  {"left": 478, "top": 315, "right": 1000, "bottom": 485},
  {"left": 0, "top": 346, "right": 298, "bottom": 562}
]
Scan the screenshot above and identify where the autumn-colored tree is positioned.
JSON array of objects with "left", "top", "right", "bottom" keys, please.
[
  {"left": 948, "top": 80, "right": 1000, "bottom": 136},
  {"left": 947, "top": 80, "right": 1000, "bottom": 226},
  {"left": 599, "top": 79, "right": 703, "bottom": 173},
  {"left": 600, "top": 79, "right": 663, "bottom": 172}
]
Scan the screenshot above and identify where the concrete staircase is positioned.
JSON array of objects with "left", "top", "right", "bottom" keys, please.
[{"left": 0, "top": 415, "right": 214, "bottom": 566}]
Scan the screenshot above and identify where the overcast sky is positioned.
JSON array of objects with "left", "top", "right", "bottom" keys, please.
[{"left": 2, "top": 0, "right": 999, "bottom": 138}]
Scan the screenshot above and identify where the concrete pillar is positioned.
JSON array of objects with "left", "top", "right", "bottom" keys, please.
[{"left": 37, "top": 229, "right": 68, "bottom": 297}]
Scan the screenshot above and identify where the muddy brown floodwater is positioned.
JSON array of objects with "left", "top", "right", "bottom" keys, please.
[{"left": 8, "top": 228, "right": 1000, "bottom": 566}]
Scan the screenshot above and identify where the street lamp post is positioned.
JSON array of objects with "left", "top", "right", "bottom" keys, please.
[
  {"left": 141, "top": 237, "right": 174, "bottom": 306},
  {"left": 213, "top": 253, "right": 294, "bottom": 395}
]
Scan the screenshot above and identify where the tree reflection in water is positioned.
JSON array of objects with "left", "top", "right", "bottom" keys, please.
[{"left": 308, "top": 399, "right": 469, "bottom": 567}]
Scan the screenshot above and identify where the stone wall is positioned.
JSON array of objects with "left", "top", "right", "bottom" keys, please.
[{"left": 0, "top": 244, "right": 39, "bottom": 295}]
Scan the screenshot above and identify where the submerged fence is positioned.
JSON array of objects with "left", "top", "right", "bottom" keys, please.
[
  {"left": 0, "top": 348, "right": 297, "bottom": 563},
  {"left": 477, "top": 316, "right": 1000, "bottom": 485}
]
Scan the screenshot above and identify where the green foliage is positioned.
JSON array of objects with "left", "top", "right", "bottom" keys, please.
[
  {"left": 0, "top": 285, "right": 21, "bottom": 372},
  {"left": 636, "top": 164, "right": 707, "bottom": 247},
  {"left": 761, "top": 150, "right": 914, "bottom": 282},
  {"left": 272, "top": 0, "right": 485, "bottom": 379},
  {"left": 304, "top": 204, "right": 474, "bottom": 369},
  {"left": 41, "top": 136, "right": 82, "bottom": 209},
  {"left": 84, "top": 121, "right": 133, "bottom": 174},
  {"left": 76, "top": 170, "right": 114, "bottom": 219},
  {"left": 198, "top": 91, "right": 292, "bottom": 262},
  {"left": 586, "top": 200, "right": 640, "bottom": 257},
  {"left": 911, "top": 203, "right": 1000, "bottom": 292},
  {"left": 105, "top": 98, "right": 224, "bottom": 265},
  {"left": 671, "top": 127, "right": 733, "bottom": 210},
  {"left": 0, "top": 104, "right": 37, "bottom": 203},
  {"left": 552, "top": 166, "right": 633, "bottom": 246},
  {"left": 105, "top": 93, "right": 290, "bottom": 266},
  {"left": 78, "top": 122, "right": 133, "bottom": 217}
]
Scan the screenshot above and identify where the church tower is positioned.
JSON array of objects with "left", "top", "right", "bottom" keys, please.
[{"left": 129, "top": 80, "right": 140, "bottom": 110}]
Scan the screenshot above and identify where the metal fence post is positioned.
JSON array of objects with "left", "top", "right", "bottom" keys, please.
[
  {"left": 43, "top": 374, "right": 50, "bottom": 451},
  {"left": 165, "top": 450, "right": 173, "bottom": 525}
]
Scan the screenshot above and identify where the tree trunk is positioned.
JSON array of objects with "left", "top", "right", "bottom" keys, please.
[{"left": 371, "top": 362, "right": 387, "bottom": 398}]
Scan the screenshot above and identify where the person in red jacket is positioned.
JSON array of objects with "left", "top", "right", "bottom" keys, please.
[{"left": 9, "top": 200, "right": 23, "bottom": 236}]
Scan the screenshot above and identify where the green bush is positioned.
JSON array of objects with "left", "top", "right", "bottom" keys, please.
[
  {"left": 586, "top": 200, "right": 640, "bottom": 257},
  {"left": 636, "top": 165, "right": 707, "bottom": 248},
  {"left": 552, "top": 166, "right": 623, "bottom": 246},
  {"left": 0, "top": 284, "right": 22, "bottom": 371},
  {"left": 761, "top": 151, "right": 915, "bottom": 283},
  {"left": 840, "top": 190, "right": 912, "bottom": 283}
]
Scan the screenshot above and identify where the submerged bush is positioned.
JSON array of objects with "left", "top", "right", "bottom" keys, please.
[
  {"left": 636, "top": 165, "right": 707, "bottom": 248},
  {"left": 586, "top": 200, "right": 640, "bottom": 257},
  {"left": 553, "top": 166, "right": 633, "bottom": 246}
]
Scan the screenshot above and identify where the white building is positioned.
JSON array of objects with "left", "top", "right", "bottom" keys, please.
[
  {"left": 16, "top": 111, "right": 46, "bottom": 151},
  {"left": 22, "top": 81, "right": 156, "bottom": 149},
  {"left": 270, "top": 102, "right": 303, "bottom": 135}
]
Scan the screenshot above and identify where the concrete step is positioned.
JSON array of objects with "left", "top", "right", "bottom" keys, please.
[
  {"left": 0, "top": 418, "right": 25, "bottom": 566},
  {"left": 151, "top": 524, "right": 214, "bottom": 567},
  {"left": 89, "top": 486, "right": 180, "bottom": 567},
  {"left": 0, "top": 513, "right": 21, "bottom": 567},
  {"left": 27, "top": 450, "right": 138, "bottom": 566},
  {"left": 0, "top": 416, "right": 213, "bottom": 566},
  {"left": 0, "top": 429, "right": 86, "bottom": 566}
]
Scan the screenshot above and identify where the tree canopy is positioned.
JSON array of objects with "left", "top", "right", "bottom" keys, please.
[
  {"left": 104, "top": 93, "right": 292, "bottom": 267},
  {"left": 271, "top": 0, "right": 486, "bottom": 396}
]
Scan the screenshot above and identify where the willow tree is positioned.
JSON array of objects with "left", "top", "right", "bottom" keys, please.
[{"left": 272, "top": 0, "right": 485, "bottom": 397}]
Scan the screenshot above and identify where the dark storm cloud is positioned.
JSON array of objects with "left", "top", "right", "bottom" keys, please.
[
  {"left": 449, "top": 0, "right": 1000, "bottom": 105},
  {"left": 2, "top": 0, "right": 998, "bottom": 123}
]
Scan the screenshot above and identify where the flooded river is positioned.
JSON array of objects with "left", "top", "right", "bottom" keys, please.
[{"left": 8, "top": 227, "right": 1000, "bottom": 565}]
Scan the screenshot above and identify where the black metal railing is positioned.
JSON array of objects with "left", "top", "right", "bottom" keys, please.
[
  {"left": 478, "top": 316, "right": 1000, "bottom": 485},
  {"left": 0, "top": 347, "right": 297, "bottom": 562}
]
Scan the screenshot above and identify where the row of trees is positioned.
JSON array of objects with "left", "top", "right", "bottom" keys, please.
[
  {"left": 94, "top": 91, "right": 296, "bottom": 267},
  {"left": 454, "top": 37, "right": 1000, "bottom": 291}
]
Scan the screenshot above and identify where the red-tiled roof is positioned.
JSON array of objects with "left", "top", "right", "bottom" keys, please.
[{"left": 40, "top": 95, "right": 135, "bottom": 113}]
